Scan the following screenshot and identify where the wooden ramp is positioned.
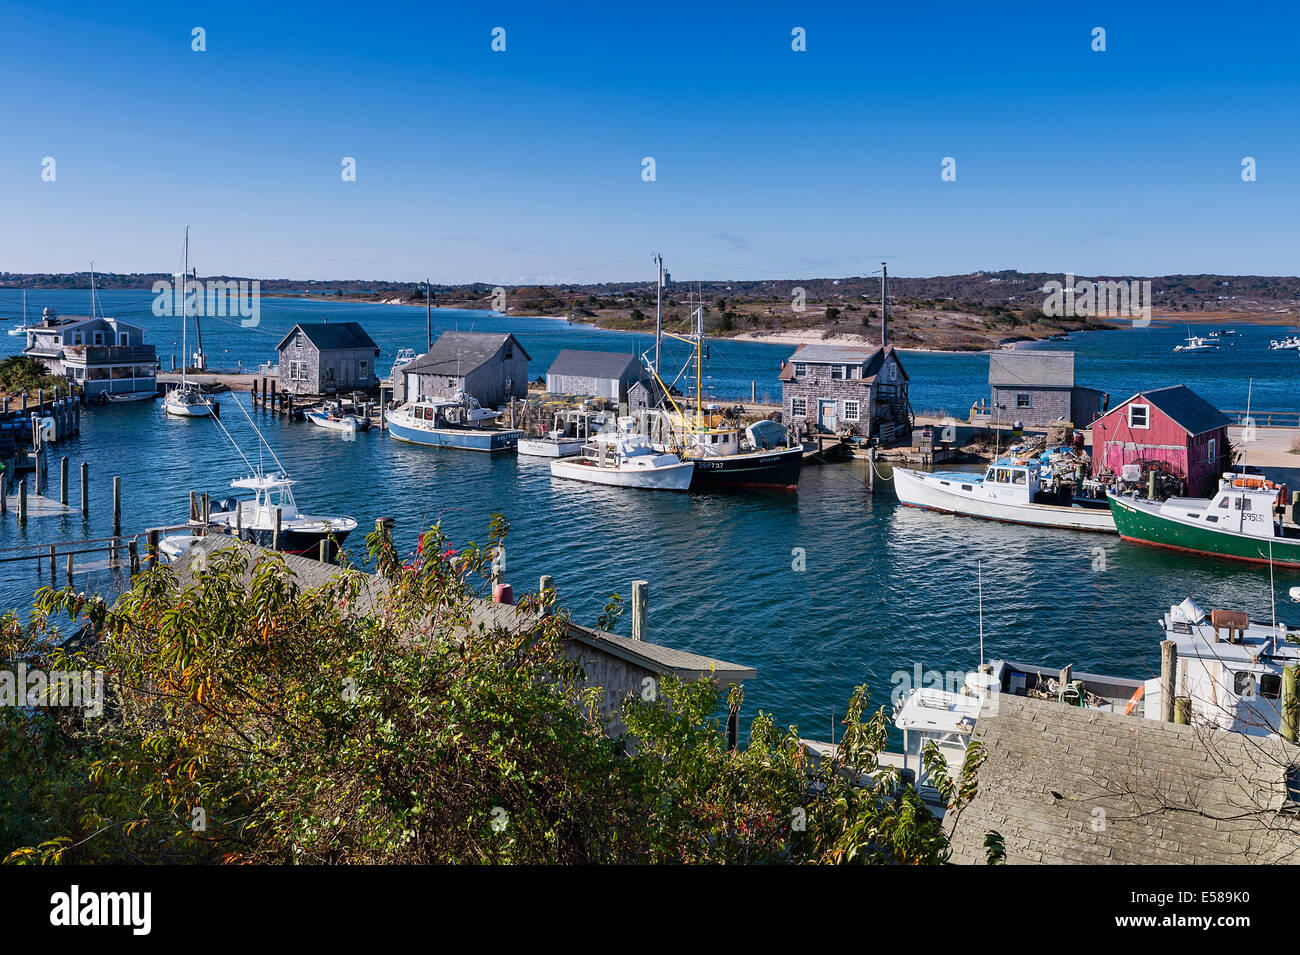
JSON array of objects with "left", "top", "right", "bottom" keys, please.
[{"left": 3, "top": 492, "right": 74, "bottom": 519}]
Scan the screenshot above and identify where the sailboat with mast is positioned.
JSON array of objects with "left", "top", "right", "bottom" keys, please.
[
  {"left": 163, "top": 228, "right": 215, "bottom": 417},
  {"left": 641, "top": 258, "right": 804, "bottom": 491},
  {"left": 6, "top": 291, "right": 30, "bottom": 336}
]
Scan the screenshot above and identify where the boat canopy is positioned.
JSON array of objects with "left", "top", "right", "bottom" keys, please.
[{"left": 747, "top": 419, "right": 788, "bottom": 450}]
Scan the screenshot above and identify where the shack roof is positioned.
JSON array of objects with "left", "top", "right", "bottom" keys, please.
[
  {"left": 784, "top": 344, "right": 909, "bottom": 381},
  {"left": 275, "top": 322, "right": 379, "bottom": 353},
  {"left": 546, "top": 349, "right": 643, "bottom": 380},
  {"left": 944, "top": 693, "right": 1300, "bottom": 865},
  {"left": 989, "top": 351, "right": 1075, "bottom": 388},
  {"left": 1101, "top": 384, "right": 1230, "bottom": 436},
  {"left": 171, "top": 536, "right": 755, "bottom": 685},
  {"left": 402, "top": 332, "right": 530, "bottom": 377}
]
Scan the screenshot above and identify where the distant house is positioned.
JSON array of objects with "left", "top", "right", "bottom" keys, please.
[
  {"left": 1090, "top": 384, "right": 1230, "bottom": 496},
  {"left": 944, "top": 693, "right": 1300, "bottom": 865},
  {"left": 779, "top": 344, "right": 911, "bottom": 439},
  {"left": 22, "top": 308, "right": 157, "bottom": 398},
  {"left": 400, "top": 332, "right": 530, "bottom": 408},
  {"left": 276, "top": 322, "right": 380, "bottom": 396},
  {"left": 988, "top": 351, "right": 1107, "bottom": 428},
  {"left": 545, "top": 350, "right": 647, "bottom": 403}
]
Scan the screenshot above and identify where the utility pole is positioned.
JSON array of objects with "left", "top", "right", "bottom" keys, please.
[
  {"left": 425, "top": 278, "right": 432, "bottom": 351},
  {"left": 880, "top": 261, "right": 889, "bottom": 348},
  {"left": 653, "top": 253, "right": 664, "bottom": 375}
]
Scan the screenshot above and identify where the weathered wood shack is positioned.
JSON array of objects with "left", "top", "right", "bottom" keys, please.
[
  {"left": 276, "top": 322, "right": 380, "bottom": 396},
  {"left": 988, "top": 351, "right": 1107, "bottom": 427},
  {"left": 779, "top": 344, "right": 911, "bottom": 440},
  {"left": 399, "top": 332, "right": 529, "bottom": 407},
  {"left": 545, "top": 350, "right": 647, "bottom": 402}
]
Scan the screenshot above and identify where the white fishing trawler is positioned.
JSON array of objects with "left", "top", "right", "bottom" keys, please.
[
  {"left": 549, "top": 416, "right": 694, "bottom": 491},
  {"left": 893, "top": 459, "right": 1115, "bottom": 532}
]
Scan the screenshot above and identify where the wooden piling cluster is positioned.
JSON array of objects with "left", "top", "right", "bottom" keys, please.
[{"left": 252, "top": 377, "right": 294, "bottom": 418}]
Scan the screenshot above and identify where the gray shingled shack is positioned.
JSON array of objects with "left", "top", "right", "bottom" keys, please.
[
  {"left": 945, "top": 693, "right": 1300, "bottom": 864},
  {"left": 988, "top": 351, "right": 1107, "bottom": 428},
  {"left": 545, "top": 350, "right": 647, "bottom": 403},
  {"left": 399, "top": 331, "right": 529, "bottom": 407},
  {"left": 276, "top": 322, "right": 381, "bottom": 396}
]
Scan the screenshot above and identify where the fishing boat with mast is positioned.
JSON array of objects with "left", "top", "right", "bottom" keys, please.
[
  {"left": 159, "top": 399, "right": 357, "bottom": 560},
  {"left": 641, "top": 256, "right": 804, "bottom": 491},
  {"left": 548, "top": 415, "right": 695, "bottom": 490},
  {"left": 162, "top": 228, "right": 215, "bottom": 418}
]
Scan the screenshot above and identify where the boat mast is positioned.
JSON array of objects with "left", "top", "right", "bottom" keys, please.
[
  {"left": 192, "top": 266, "right": 205, "bottom": 371},
  {"left": 653, "top": 253, "right": 663, "bottom": 379},
  {"left": 180, "top": 227, "right": 189, "bottom": 388},
  {"left": 425, "top": 277, "right": 432, "bottom": 351},
  {"left": 1240, "top": 378, "right": 1253, "bottom": 478}
]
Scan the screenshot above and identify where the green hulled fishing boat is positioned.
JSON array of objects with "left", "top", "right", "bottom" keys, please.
[{"left": 1107, "top": 472, "right": 1300, "bottom": 568}]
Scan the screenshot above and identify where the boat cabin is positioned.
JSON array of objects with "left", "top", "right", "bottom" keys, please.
[
  {"left": 407, "top": 398, "right": 486, "bottom": 430},
  {"left": 1149, "top": 597, "right": 1300, "bottom": 736},
  {"left": 979, "top": 462, "right": 1042, "bottom": 502},
  {"left": 219, "top": 474, "right": 303, "bottom": 526},
  {"left": 1188, "top": 473, "right": 1296, "bottom": 540}
]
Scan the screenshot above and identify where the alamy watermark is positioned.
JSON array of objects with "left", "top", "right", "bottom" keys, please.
[
  {"left": 1041, "top": 273, "right": 1152, "bottom": 327},
  {"left": 1, "top": 664, "right": 104, "bottom": 716},
  {"left": 152, "top": 277, "right": 261, "bottom": 328}
]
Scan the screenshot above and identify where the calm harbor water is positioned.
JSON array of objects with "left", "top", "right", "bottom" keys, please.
[{"left": 1, "top": 289, "right": 1298, "bottom": 733}]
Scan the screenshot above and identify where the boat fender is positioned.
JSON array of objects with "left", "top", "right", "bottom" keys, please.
[{"left": 1122, "top": 684, "right": 1145, "bottom": 716}]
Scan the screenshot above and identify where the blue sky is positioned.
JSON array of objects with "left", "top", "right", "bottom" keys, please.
[{"left": 1, "top": 0, "right": 1297, "bottom": 283}]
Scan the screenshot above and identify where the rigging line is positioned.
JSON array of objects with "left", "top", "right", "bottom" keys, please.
[{"left": 230, "top": 391, "right": 289, "bottom": 477}]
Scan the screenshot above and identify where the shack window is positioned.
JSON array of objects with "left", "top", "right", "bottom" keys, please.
[
  {"left": 1128, "top": 404, "right": 1150, "bottom": 429},
  {"left": 1016, "top": 393, "right": 1032, "bottom": 409},
  {"left": 504, "top": 341, "right": 514, "bottom": 359},
  {"left": 793, "top": 363, "right": 807, "bottom": 377},
  {"left": 842, "top": 400, "right": 860, "bottom": 422},
  {"left": 1207, "top": 438, "right": 1216, "bottom": 463},
  {"left": 791, "top": 397, "right": 807, "bottom": 417},
  {"left": 831, "top": 365, "right": 846, "bottom": 380}
]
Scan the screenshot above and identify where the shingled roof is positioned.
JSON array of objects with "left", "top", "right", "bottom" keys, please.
[
  {"left": 546, "top": 349, "right": 643, "bottom": 380},
  {"left": 944, "top": 693, "right": 1300, "bottom": 865},
  {"left": 989, "top": 351, "right": 1075, "bottom": 388},
  {"left": 401, "top": 331, "right": 530, "bottom": 377},
  {"left": 170, "top": 535, "right": 754, "bottom": 685},
  {"left": 1109, "top": 384, "right": 1230, "bottom": 436},
  {"left": 275, "top": 322, "right": 379, "bottom": 353}
]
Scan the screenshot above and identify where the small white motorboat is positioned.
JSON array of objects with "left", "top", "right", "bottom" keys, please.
[
  {"left": 549, "top": 417, "right": 694, "bottom": 491},
  {"left": 305, "top": 401, "right": 371, "bottom": 433},
  {"left": 104, "top": 391, "right": 157, "bottom": 404},
  {"left": 1268, "top": 335, "right": 1300, "bottom": 351},
  {"left": 1173, "top": 334, "right": 1218, "bottom": 353}
]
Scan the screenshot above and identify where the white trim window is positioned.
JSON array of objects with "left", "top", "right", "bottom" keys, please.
[
  {"left": 289, "top": 360, "right": 309, "bottom": 382},
  {"left": 830, "top": 364, "right": 846, "bottom": 380},
  {"left": 842, "top": 399, "right": 861, "bottom": 422},
  {"left": 793, "top": 362, "right": 807, "bottom": 377},
  {"left": 1128, "top": 403, "right": 1150, "bottom": 429},
  {"left": 791, "top": 397, "right": 807, "bottom": 417},
  {"left": 1207, "top": 437, "right": 1217, "bottom": 463}
]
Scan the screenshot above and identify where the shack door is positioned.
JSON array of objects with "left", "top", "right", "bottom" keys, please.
[{"left": 818, "top": 399, "right": 837, "bottom": 431}]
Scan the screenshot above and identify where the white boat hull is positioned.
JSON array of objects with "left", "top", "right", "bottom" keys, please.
[
  {"left": 306, "top": 411, "right": 369, "bottom": 432},
  {"left": 893, "top": 467, "right": 1115, "bottom": 532},
  {"left": 165, "top": 399, "right": 213, "bottom": 417},
  {"left": 518, "top": 437, "right": 585, "bottom": 457},
  {"left": 550, "top": 457, "right": 694, "bottom": 491}
]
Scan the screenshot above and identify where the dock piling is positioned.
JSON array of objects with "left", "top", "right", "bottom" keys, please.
[
  {"left": 80, "top": 462, "right": 89, "bottom": 519},
  {"left": 146, "top": 529, "right": 160, "bottom": 570},
  {"left": 1159, "top": 639, "right": 1176, "bottom": 722},
  {"left": 17, "top": 479, "right": 27, "bottom": 526},
  {"left": 273, "top": 507, "right": 282, "bottom": 550},
  {"left": 318, "top": 539, "right": 331, "bottom": 564},
  {"left": 1283, "top": 665, "right": 1299, "bottom": 743},
  {"left": 631, "top": 580, "right": 648, "bottom": 641},
  {"left": 60, "top": 456, "right": 68, "bottom": 506},
  {"left": 66, "top": 552, "right": 73, "bottom": 588}
]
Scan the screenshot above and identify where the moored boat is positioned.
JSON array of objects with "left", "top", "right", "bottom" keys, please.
[
  {"left": 893, "top": 461, "right": 1115, "bottom": 532},
  {"left": 518, "top": 409, "right": 606, "bottom": 457},
  {"left": 305, "top": 400, "right": 371, "bottom": 433},
  {"left": 385, "top": 397, "right": 522, "bottom": 452},
  {"left": 1107, "top": 472, "right": 1300, "bottom": 567},
  {"left": 549, "top": 417, "right": 694, "bottom": 491}
]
